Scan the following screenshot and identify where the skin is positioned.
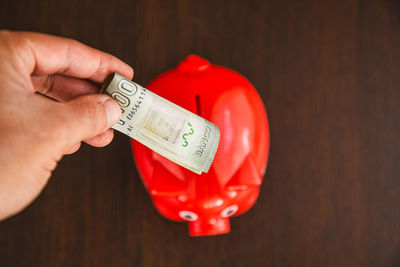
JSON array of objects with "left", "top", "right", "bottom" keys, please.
[{"left": 0, "top": 30, "right": 134, "bottom": 221}]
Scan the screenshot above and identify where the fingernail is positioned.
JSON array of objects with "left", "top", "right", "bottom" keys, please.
[{"left": 104, "top": 98, "right": 121, "bottom": 126}]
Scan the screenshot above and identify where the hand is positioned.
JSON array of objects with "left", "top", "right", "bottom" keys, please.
[{"left": 0, "top": 30, "right": 133, "bottom": 221}]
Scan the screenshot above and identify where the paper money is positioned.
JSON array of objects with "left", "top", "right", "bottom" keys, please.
[{"left": 100, "top": 73, "right": 220, "bottom": 175}]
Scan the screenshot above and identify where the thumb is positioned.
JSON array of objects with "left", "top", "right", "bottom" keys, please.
[{"left": 58, "top": 94, "right": 121, "bottom": 149}]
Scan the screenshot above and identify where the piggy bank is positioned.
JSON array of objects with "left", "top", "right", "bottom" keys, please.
[{"left": 131, "top": 55, "right": 269, "bottom": 236}]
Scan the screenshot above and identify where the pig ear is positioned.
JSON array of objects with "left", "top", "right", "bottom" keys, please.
[
  {"left": 148, "top": 162, "right": 187, "bottom": 196},
  {"left": 226, "top": 155, "right": 262, "bottom": 191}
]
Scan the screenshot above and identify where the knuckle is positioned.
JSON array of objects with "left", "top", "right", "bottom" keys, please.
[
  {"left": 0, "top": 30, "right": 15, "bottom": 53},
  {"left": 0, "top": 31, "right": 33, "bottom": 64},
  {"left": 92, "top": 56, "right": 108, "bottom": 80},
  {"left": 0, "top": 29, "right": 11, "bottom": 41},
  {"left": 8, "top": 33, "right": 28, "bottom": 52},
  {"left": 68, "top": 38, "right": 81, "bottom": 48}
]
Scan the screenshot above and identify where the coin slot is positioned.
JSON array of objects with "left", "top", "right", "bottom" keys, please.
[{"left": 195, "top": 94, "right": 202, "bottom": 116}]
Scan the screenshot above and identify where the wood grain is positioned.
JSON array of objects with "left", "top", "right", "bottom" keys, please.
[{"left": 0, "top": 0, "right": 400, "bottom": 266}]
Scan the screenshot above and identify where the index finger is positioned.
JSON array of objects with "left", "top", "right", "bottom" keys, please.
[{"left": 10, "top": 31, "right": 133, "bottom": 83}]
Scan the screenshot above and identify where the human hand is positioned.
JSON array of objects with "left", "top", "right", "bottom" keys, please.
[{"left": 0, "top": 30, "right": 133, "bottom": 221}]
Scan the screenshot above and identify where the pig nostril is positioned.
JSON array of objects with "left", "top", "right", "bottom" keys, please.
[
  {"left": 179, "top": 211, "right": 198, "bottom": 221},
  {"left": 221, "top": 205, "right": 239, "bottom": 218},
  {"left": 195, "top": 94, "right": 202, "bottom": 116}
]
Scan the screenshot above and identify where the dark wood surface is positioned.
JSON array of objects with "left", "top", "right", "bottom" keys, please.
[{"left": 1, "top": 0, "right": 400, "bottom": 266}]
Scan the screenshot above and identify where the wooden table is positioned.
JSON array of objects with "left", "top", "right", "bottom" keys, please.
[{"left": 1, "top": 0, "right": 399, "bottom": 266}]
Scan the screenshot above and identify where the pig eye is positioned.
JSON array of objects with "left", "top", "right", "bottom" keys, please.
[
  {"left": 179, "top": 211, "right": 198, "bottom": 221},
  {"left": 221, "top": 205, "right": 238, "bottom": 218}
]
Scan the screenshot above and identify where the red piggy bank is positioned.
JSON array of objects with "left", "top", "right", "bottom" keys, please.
[{"left": 131, "top": 55, "right": 269, "bottom": 236}]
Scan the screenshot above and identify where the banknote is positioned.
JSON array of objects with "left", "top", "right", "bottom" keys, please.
[{"left": 100, "top": 73, "right": 220, "bottom": 175}]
